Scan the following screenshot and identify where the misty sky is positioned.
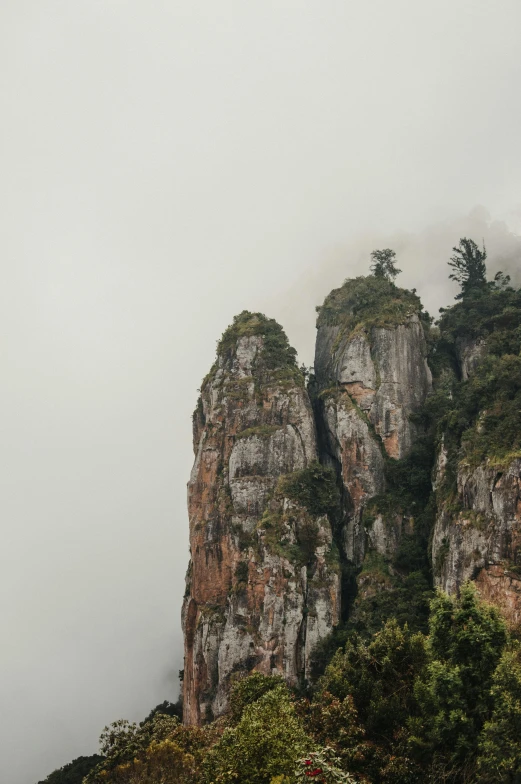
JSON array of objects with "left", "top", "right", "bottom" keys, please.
[{"left": 1, "top": 2, "right": 521, "bottom": 782}]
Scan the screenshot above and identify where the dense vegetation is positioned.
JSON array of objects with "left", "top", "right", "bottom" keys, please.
[
  {"left": 315, "top": 275, "right": 427, "bottom": 333},
  {"left": 279, "top": 462, "right": 341, "bottom": 519},
  {"left": 201, "top": 310, "right": 304, "bottom": 393},
  {"left": 40, "top": 588, "right": 521, "bottom": 784},
  {"left": 37, "top": 756, "right": 103, "bottom": 784},
  {"left": 430, "top": 283, "right": 521, "bottom": 474},
  {"left": 216, "top": 311, "right": 297, "bottom": 367},
  {"left": 258, "top": 462, "right": 341, "bottom": 568}
]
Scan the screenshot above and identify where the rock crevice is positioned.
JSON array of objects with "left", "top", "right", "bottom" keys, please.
[
  {"left": 182, "top": 313, "right": 340, "bottom": 724},
  {"left": 314, "top": 298, "right": 432, "bottom": 567},
  {"left": 182, "top": 275, "right": 521, "bottom": 723}
]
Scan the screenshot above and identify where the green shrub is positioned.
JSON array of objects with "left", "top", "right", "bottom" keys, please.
[
  {"left": 200, "top": 311, "right": 304, "bottom": 392},
  {"left": 430, "top": 283, "right": 521, "bottom": 475},
  {"left": 314, "top": 619, "right": 427, "bottom": 781},
  {"left": 438, "top": 285, "right": 521, "bottom": 352},
  {"left": 409, "top": 584, "right": 508, "bottom": 774},
  {"left": 203, "top": 685, "right": 310, "bottom": 784},
  {"left": 217, "top": 311, "right": 298, "bottom": 370},
  {"left": 257, "top": 464, "right": 341, "bottom": 569},
  {"left": 278, "top": 462, "right": 340, "bottom": 519},
  {"left": 350, "top": 570, "right": 432, "bottom": 638},
  {"left": 37, "top": 756, "right": 103, "bottom": 784},
  {"left": 477, "top": 644, "right": 521, "bottom": 781},
  {"left": 229, "top": 672, "right": 285, "bottom": 723},
  {"left": 236, "top": 424, "right": 280, "bottom": 440},
  {"left": 259, "top": 506, "right": 312, "bottom": 567},
  {"left": 316, "top": 275, "right": 425, "bottom": 333}
]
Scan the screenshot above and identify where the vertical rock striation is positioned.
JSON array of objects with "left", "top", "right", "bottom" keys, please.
[
  {"left": 432, "top": 330, "right": 521, "bottom": 627},
  {"left": 432, "top": 456, "right": 521, "bottom": 627},
  {"left": 313, "top": 276, "right": 432, "bottom": 567},
  {"left": 182, "top": 312, "right": 340, "bottom": 725},
  {"left": 182, "top": 276, "right": 521, "bottom": 723}
]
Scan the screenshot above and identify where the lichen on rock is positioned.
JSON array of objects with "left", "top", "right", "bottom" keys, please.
[
  {"left": 313, "top": 276, "right": 432, "bottom": 568},
  {"left": 432, "top": 456, "right": 521, "bottom": 626},
  {"left": 182, "top": 275, "right": 521, "bottom": 725},
  {"left": 182, "top": 312, "right": 340, "bottom": 725},
  {"left": 431, "top": 285, "right": 521, "bottom": 626}
]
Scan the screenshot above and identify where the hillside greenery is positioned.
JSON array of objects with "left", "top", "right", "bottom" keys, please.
[
  {"left": 427, "top": 280, "right": 521, "bottom": 490},
  {"left": 37, "top": 756, "right": 103, "bottom": 784},
  {"left": 41, "top": 587, "right": 521, "bottom": 784},
  {"left": 278, "top": 462, "right": 341, "bottom": 519}
]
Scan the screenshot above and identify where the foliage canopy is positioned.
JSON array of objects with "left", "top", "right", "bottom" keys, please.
[
  {"left": 370, "top": 248, "right": 402, "bottom": 281},
  {"left": 448, "top": 238, "right": 488, "bottom": 298}
]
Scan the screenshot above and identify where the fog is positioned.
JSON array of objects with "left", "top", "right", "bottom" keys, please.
[{"left": 1, "top": 2, "right": 520, "bottom": 782}]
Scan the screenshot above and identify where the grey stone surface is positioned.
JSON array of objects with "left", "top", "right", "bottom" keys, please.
[
  {"left": 314, "top": 312, "right": 431, "bottom": 566},
  {"left": 182, "top": 326, "right": 340, "bottom": 725}
]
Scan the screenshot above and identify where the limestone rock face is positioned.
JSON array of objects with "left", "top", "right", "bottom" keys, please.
[
  {"left": 366, "top": 512, "right": 414, "bottom": 559},
  {"left": 432, "top": 333, "right": 521, "bottom": 627},
  {"left": 182, "top": 313, "right": 340, "bottom": 725},
  {"left": 455, "top": 336, "right": 486, "bottom": 381},
  {"left": 314, "top": 300, "right": 432, "bottom": 566},
  {"left": 432, "top": 458, "right": 521, "bottom": 626},
  {"left": 316, "top": 388, "right": 385, "bottom": 565},
  {"left": 315, "top": 314, "right": 432, "bottom": 460},
  {"left": 181, "top": 278, "right": 521, "bottom": 725}
]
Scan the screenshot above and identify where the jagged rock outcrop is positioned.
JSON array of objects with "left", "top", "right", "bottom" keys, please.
[
  {"left": 432, "top": 311, "right": 521, "bottom": 627},
  {"left": 182, "top": 312, "right": 340, "bottom": 725},
  {"left": 432, "top": 337, "right": 521, "bottom": 626},
  {"left": 182, "top": 276, "right": 521, "bottom": 725},
  {"left": 455, "top": 336, "right": 486, "bottom": 381},
  {"left": 432, "top": 457, "right": 521, "bottom": 627},
  {"left": 315, "top": 315, "right": 431, "bottom": 460},
  {"left": 315, "top": 386, "right": 385, "bottom": 564},
  {"left": 314, "top": 277, "right": 432, "bottom": 566}
]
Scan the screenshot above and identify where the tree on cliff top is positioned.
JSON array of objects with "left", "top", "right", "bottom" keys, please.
[
  {"left": 370, "top": 248, "right": 401, "bottom": 281},
  {"left": 448, "top": 238, "right": 487, "bottom": 298}
]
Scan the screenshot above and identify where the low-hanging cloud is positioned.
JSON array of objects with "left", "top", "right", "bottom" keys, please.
[
  {"left": 265, "top": 207, "right": 521, "bottom": 367},
  {"left": 2, "top": 2, "right": 521, "bottom": 783}
]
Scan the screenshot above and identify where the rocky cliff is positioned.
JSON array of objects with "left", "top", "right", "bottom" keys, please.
[
  {"left": 432, "top": 455, "right": 521, "bottom": 626},
  {"left": 182, "top": 312, "right": 340, "bottom": 725},
  {"left": 431, "top": 315, "right": 521, "bottom": 627},
  {"left": 313, "top": 276, "right": 432, "bottom": 568},
  {"left": 182, "top": 274, "right": 521, "bottom": 725}
]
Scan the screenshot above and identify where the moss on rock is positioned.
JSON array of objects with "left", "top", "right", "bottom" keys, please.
[{"left": 316, "top": 275, "right": 425, "bottom": 334}]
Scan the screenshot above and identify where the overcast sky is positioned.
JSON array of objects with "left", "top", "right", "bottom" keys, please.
[{"left": 1, "top": 2, "right": 521, "bottom": 782}]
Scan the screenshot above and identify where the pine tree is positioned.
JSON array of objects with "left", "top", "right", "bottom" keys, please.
[
  {"left": 369, "top": 249, "right": 401, "bottom": 281},
  {"left": 477, "top": 644, "right": 521, "bottom": 782},
  {"left": 448, "top": 238, "right": 487, "bottom": 298},
  {"left": 409, "top": 584, "right": 508, "bottom": 776}
]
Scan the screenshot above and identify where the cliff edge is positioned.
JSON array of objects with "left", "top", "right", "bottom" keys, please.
[{"left": 182, "top": 312, "right": 340, "bottom": 724}]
